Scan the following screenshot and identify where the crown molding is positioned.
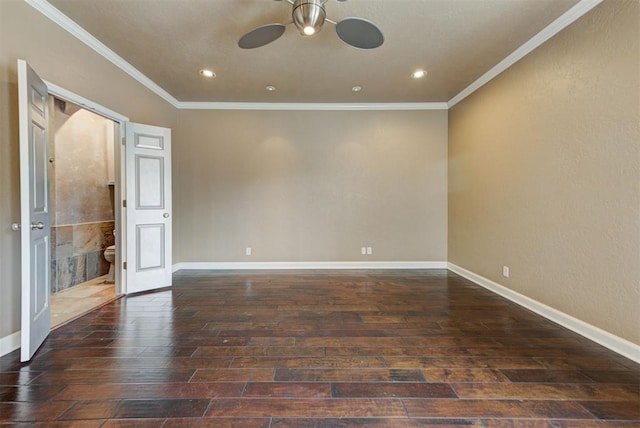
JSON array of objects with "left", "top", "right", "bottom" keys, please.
[
  {"left": 29, "top": 0, "right": 602, "bottom": 112},
  {"left": 447, "top": 0, "right": 604, "bottom": 108},
  {"left": 176, "top": 102, "right": 448, "bottom": 111},
  {"left": 25, "top": 0, "right": 446, "bottom": 111},
  {"left": 25, "top": 0, "right": 180, "bottom": 107}
]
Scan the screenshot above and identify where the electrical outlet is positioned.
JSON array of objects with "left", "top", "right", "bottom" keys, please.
[
  {"left": 502, "top": 266, "right": 510, "bottom": 278},
  {"left": 245, "top": 247, "right": 252, "bottom": 256},
  {"left": 361, "top": 247, "right": 367, "bottom": 255},
  {"left": 366, "top": 247, "right": 372, "bottom": 255}
]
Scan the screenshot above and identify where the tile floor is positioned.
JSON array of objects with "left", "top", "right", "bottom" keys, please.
[{"left": 50, "top": 275, "right": 117, "bottom": 328}]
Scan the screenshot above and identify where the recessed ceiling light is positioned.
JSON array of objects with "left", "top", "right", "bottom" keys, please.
[
  {"left": 411, "top": 70, "right": 427, "bottom": 79},
  {"left": 200, "top": 69, "right": 215, "bottom": 78},
  {"left": 266, "top": 85, "right": 277, "bottom": 91},
  {"left": 351, "top": 85, "right": 362, "bottom": 92}
]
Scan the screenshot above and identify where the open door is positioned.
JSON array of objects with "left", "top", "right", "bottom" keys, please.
[
  {"left": 125, "top": 122, "right": 172, "bottom": 293},
  {"left": 18, "top": 60, "right": 51, "bottom": 362}
]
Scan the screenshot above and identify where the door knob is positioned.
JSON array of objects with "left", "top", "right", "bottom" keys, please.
[
  {"left": 163, "top": 213, "right": 170, "bottom": 218},
  {"left": 11, "top": 223, "right": 21, "bottom": 231},
  {"left": 30, "top": 222, "right": 44, "bottom": 230}
]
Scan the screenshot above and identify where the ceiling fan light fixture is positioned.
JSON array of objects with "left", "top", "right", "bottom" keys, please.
[
  {"left": 239, "top": 0, "right": 382, "bottom": 49},
  {"left": 292, "top": 0, "right": 326, "bottom": 36}
]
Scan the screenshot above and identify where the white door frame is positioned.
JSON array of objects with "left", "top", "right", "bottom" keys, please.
[{"left": 44, "top": 81, "right": 130, "bottom": 295}]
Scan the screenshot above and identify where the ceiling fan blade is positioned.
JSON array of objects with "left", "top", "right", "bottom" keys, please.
[
  {"left": 335, "top": 18, "right": 384, "bottom": 49},
  {"left": 238, "top": 24, "right": 286, "bottom": 49}
]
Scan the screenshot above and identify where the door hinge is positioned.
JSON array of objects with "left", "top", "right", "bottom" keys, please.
[
  {"left": 122, "top": 200, "right": 127, "bottom": 208},
  {"left": 121, "top": 136, "right": 126, "bottom": 145},
  {"left": 123, "top": 261, "right": 127, "bottom": 270}
]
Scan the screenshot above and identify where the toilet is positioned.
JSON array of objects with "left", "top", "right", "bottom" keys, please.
[
  {"left": 104, "top": 184, "right": 117, "bottom": 284},
  {"left": 103, "top": 230, "right": 116, "bottom": 283}
]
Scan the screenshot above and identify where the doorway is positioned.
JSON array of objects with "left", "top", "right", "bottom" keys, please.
[
  {"left": 48, "top": 96, "right": 119, "bottom": 327},
  {"left": 18, "top": 60, "right": 173, "bottom": 361}
]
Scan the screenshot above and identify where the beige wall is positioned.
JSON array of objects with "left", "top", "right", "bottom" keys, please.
[
  {"left": 448, "top": 0, "right": 639, "bottom": 343},
  {"left": 173, "top": 109, "right": 448, "bottom": 263},
  {"left": 0, "top": 0, "right": 175, "bottom": 338}
]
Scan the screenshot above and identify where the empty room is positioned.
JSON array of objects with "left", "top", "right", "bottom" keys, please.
[{"left": 0, "top": 0, "right": 638, "bottom": 425}]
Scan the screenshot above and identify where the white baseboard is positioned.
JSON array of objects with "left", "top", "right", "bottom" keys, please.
[
  {"left": 447, "top": 263, "right": 640, "bottom": 363},
  {"left": 0, "top": 331, "right": 20, "bottom": 358},
  {"left": 173, "top": 261, "right": 447, "bottom": 272}
]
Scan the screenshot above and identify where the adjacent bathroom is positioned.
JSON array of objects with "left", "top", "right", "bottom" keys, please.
[{"left": 49, "top": 97, "right": 118, "bottom": 326}]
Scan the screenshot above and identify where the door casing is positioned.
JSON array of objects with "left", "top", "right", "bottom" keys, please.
[{"left": 45, "top": 81, "right": 130, "bottom": 295}]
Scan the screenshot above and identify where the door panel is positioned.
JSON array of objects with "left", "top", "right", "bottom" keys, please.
[
  {"left": 126, "top": 123, "right": 172, "bottom": 294},
  {"left": 137, "top": 224, "right": 165, "bottom": 270},
  {"left": 33, "top": 237, "right": 49, "bottom": 319},
  {"left": 18, "top": 59, "right": 51, "bottom": 362},
  {"left": 31, "top": 122, "right": 47, "bottom": 213},
  {"left": 136, "top": 155, "right": 164, "bottom": 208}
]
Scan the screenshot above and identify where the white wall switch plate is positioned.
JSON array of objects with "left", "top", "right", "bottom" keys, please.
[
  {"left": 366, "top": 247, "right": 372, "bottom": 255},
  {"left": 502, "top": 266, "right": 510, "bottom": 278},
  {"left": 245, "top": 247, "right": 252, "bottom": 256}
]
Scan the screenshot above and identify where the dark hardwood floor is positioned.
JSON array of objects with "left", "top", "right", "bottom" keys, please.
[{"left": 1, "top": 269, "right": 638, "bottom": 426}]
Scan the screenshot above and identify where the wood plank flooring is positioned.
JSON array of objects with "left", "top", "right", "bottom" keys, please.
[{"left": 1, "top": 269, "right": 638, "bottom": 426}]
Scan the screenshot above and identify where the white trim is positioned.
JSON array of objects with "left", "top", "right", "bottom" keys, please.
[
  {"left": 176, "top": 102, "right": 449, "bottom": 111},
  {"left": 30, "top": 0, "right": 603, "bottom": 111},
  {"left": 447, "top": 0, "right": 604, "bottom": 108},
  {"left": 0, "top": 331, "right": 21, "bottom": 358},
  {"left": 25, "top": 0, "right": 179, "bottom": 107},
  {"left": 173, "top": 261, "right": 447, "bottom": 272},
  {"left": 26, "top": 0, "right": 446, "bottom": 112},
  {"left": 447, "top": 263, "right": 640, "bottom": 364},
  {"left": 45, "top": 80, "right": 129, "bottom": 122}
]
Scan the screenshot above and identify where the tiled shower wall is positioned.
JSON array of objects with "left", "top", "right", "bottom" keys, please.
[{"left": 50, "top": 222, "right": 115, "bottom": 293}]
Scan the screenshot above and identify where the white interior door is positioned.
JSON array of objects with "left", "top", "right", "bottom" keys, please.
[
  {"left": 125, "top": 122, "right": 172, "bottom": 293},
  {"left": 18, "top": 60, "right": 51, "bottom": 362}
]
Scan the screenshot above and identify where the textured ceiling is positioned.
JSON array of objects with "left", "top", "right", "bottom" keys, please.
[{"left": 47, "top": 0, "right": 580, "bottom": 103}]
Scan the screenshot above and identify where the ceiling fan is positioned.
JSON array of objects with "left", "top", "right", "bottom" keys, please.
[{"left": 238, "top": 0, "right": 384, "bottom": 50}]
